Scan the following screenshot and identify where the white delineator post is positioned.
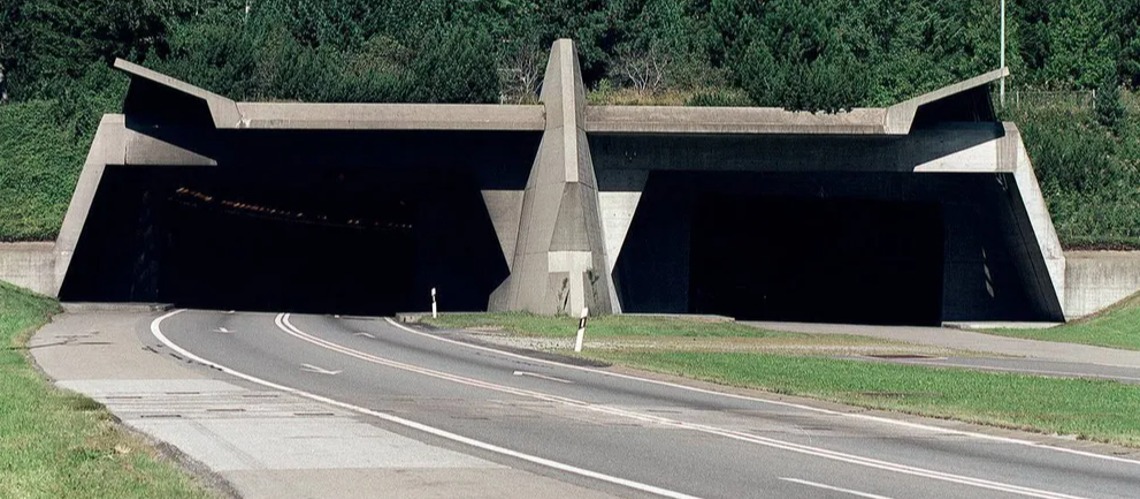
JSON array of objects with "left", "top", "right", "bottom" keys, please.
[
  {"left": 575, "top": 307, "right": 589, "bottom": 353},
  {"left": 431, "top": 287, "right": 438, "bottom": 319}
]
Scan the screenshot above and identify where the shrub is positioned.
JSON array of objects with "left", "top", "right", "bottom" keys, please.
[
  {"left": 1010, "top": 94, "right": 1140, "bottom": 249},
  {"left": 0, "top": 100, "right": 88, "bottom": 241},
  {"left": 1095, "top": 83, "right": 1126, "bottom": 133},
  {"left": 686, "top": 88, "right": 753, "bottom": 107}
]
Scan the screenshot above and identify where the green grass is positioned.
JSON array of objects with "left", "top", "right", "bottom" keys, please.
[
  {"left": 981, "top": 291, "right": 1140, "bottom": 351},
  {"left": 594, "top": 350, "right": 1140, "bottom": 447},
  {"left": 426, "top": 312, "right": 797, "bottom": 339},
  {"left": 432, "top": 312, "right": 1140, "bottom": 447},
  {"left": 1009, "top": 97, "right": 1140, "bottom": 249},
  {"left": 0, "top": 282, "right": 214, "bottom": 498},
  {"left": 0, "top": 100, "right": 89, "bottom": 242}
]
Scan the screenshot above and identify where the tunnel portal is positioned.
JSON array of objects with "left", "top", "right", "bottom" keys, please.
[
  {"left": 689, "top": 196, "right": 944, "bottom": 325},
  {"left": 612, "top": 171, "right": 1047, "bottom": 326},
  {"left": 58, "top": 130, "right": 534, "bottom": 316},
  {"left": 49, "top": 47, "right": 1069, "bottom": 323}
]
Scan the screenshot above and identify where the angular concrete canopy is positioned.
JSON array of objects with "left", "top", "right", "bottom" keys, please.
[
  {"left": 113, "top": 59, "right": 543, "bottom": 131},
  {"left": 53, "top": 41, "right": 1064, "bottom": 323}
]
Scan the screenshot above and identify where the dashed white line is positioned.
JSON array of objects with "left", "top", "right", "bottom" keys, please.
[
  {"left": 513, "top": 370, "right": 573, "bottom": 384},
  {"left": 280, "top": 314, "right": 1083, "bottom": 499},
  {"left": 150, "top": 310, "right": 698, "bottom": 499},
  {"left": 300, "top": 363, "right": 342, "bottom": 375},
  {"left": 779, "top": 477, "right": 893, "bottom": 499}
]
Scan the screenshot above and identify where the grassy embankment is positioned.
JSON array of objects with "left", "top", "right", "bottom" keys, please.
[
  {"left": 981, "top": 291, "right": 1140, "bottom": 351},
  {"left": 1007, "top": 91, "right": 1140, "bottom": 249},
  {"left": 0, "top": 282, "right": 212, "bottom": 498},
  {"left": 426, "top": 312, "right": 1140, "bottom": 447}
]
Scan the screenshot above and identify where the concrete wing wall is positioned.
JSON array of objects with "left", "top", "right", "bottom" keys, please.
[
  {"left": 1065, "top": 252, "right": 1140, "bottom": 318},
  {"left": 0, "top": 243, "right": 55, "bottom": 296}
]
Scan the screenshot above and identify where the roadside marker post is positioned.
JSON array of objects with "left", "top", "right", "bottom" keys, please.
[
  {"left": 431, "top": 287, "right": 438, "bottom": 319},
  {"left": 575, "top": 307, "right": 589, "bottom": 353}
]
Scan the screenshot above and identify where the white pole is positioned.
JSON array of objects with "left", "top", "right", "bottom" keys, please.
[
  {"left": 1000, "top": 0, "right": 1006, "bottom": 107},
  {"left": 431, "top": 287, "right": 438, "bottom": 319},
  {"left": 574, "top": 307, "right": 589, "bottom": 353}
]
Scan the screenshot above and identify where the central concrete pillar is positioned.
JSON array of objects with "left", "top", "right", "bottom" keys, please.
[{"left": 488, "top": 40, "right": 615, "bottom": 315}]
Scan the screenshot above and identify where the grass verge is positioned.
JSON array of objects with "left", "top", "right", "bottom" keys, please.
[
  {"left": 428, "top": 312, "right": 1140, "bottom": 447},
  {"left": 595, "top": 350, "right": 1140, "bottom": 447},
  {"left": 425, "top": 313, "right": 979, "bottom": 358},
  {"left": 426, "top": 312, "right": 794, "bottom": 338},
  {"left": 981, "top": 291, "right": 1140, "bottom": 351},
  {"left": 0, "top": 282, "right": 213, "bottom": 498}
]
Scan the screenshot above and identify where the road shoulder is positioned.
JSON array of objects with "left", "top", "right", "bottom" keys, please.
[{"left": 32, "top": 311, "right": 616, "bottom": 499}]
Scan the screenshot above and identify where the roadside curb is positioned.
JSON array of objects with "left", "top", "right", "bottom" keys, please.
[{"left": 61, "top": 302, "right": 173, "bottom": 313}]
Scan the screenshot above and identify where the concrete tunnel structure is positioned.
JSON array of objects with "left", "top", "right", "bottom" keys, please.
[{"left": 52, "top": 39, "right": 1067, "bottom": 325}]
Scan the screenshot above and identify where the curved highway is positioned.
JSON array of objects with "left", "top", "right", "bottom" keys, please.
[{"left": 151, "top": 310, "right": 1140, "bottom": 498}]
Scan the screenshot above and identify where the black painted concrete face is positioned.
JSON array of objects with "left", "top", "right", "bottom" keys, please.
[
  {"left": 689, "top": 196, "right": 944, "bottom": 325},
  {"left": 59, "top": 130, "right": 537, "bottom": 315},
  {"left": 613, "top": 171, "right": 1046, "bottom": 326}
]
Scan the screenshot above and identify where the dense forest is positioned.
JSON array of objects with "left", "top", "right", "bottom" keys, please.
[
  {"left": 0, "top": 0, "right": 1138, "bottom": 246},
  {"left": 3, "top": 0, "right": 1139, "bottom": 108}
]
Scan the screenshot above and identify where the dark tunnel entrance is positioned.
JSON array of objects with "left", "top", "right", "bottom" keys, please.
[
  {"left": 688, "top": 197, "right": 944, "bottom": 325},
  {"left": 61, "top": 165, "right": 509, "bottom": 315},
  {"left": 59, "top": 130, "right": 533, "bottom": 315},
  {"left": 612, "top": 172, "right": 950, "bottom": 326}
]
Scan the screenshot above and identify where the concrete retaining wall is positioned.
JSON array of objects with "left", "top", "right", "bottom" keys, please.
[
  {"left": 1064, "top": 251, "right": 1140, "bottom": 319},
  {"left": 0, "top": 242, "right": 55, "bottom": 295}
]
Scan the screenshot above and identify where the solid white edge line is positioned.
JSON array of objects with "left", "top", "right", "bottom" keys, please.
[
  {"left": 150, "top": 309, "right": 699, "bottom": 499},
  {"left": 286, "top": 315, "right": 1084, "bottom": 499},
  {"left": 381, "top": 318, "right": 1140, "bottom": 467},
  {"left": 779, "top": 477, "right": 894, "bottom": 499}
]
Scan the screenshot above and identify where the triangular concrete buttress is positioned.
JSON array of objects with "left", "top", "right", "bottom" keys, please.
[{"left": 488, "top": 39, "right": 615, "bottom": 315}]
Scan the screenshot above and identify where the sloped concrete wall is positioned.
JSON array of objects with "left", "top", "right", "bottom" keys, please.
[
  {"left": 0, "top": 242, "right": 55, "bottom": 295},
  {"left": 1064, "top": 251, "right": 1140, "bottom": 318}
]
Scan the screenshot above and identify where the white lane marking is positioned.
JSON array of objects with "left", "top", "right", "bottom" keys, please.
[
  {"left": 779, "top": 477, "right": 894, "bottom": 499},
  {"left": 894, "top": 360, "right": 1140, "bottom": 382},
  {"left": 354, "top": 332, "right": 376, "bottom": 339},
  {"left": 300, "top": 363, "right": 342, "bottom": 375},
  {"left": 513, "top": 371, "right": 573, "bottom": 384},
  {"left": 281, "top": 314, "right": 1084, "bottom": 499},
  {"left": 380, "top": 318, "right": 1140, "bottom": 468},
  {"left": 213, "top": 327, "right": 233, "bottom": 334},
  {"left": 150, "top": 310, "right": 697, "bottom": 499}
]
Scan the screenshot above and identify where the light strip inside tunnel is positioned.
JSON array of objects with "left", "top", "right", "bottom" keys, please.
[{"left": 173, "top": 187, "right": 414, "bottom": 232}]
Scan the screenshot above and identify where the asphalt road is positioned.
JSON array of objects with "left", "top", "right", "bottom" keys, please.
[
  {"left": 151, "top": 310, "right": 1140, "bottom": 499},
  {"left": 854, "top": 355, "right": 1140, "bottom": 384}
]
